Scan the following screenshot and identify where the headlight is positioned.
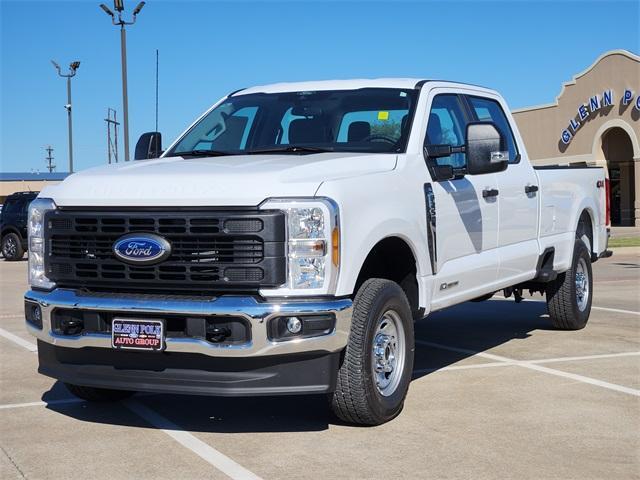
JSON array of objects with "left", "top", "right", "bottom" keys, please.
[
  {"left": 260, "top": 198, "right": 339, "bottom": 296},
  {"left": 28, "top": 198, "right": 57, "bottom": 290}
]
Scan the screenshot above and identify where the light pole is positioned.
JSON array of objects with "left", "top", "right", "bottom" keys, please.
[
  {"left": 99, "top": 0, "right": 145, "bottom": 162},
  {"left": 51, "top": 60, "right": 80, "bottom": 173}
]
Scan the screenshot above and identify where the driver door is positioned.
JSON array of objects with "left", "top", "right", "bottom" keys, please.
[{"left": 423, "top": 91, "right": 500, "bottom": 310}]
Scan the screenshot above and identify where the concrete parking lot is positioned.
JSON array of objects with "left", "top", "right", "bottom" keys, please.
[{"left": 1, "top": 250, "right": 638, "bottom": 480}]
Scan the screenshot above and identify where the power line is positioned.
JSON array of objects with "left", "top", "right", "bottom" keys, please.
[
  {"left": 44, "top": 146, "right": 56, "bottom": 173},
  {"left": 105, "top": 108, "right": 120, "bottom": 164}
]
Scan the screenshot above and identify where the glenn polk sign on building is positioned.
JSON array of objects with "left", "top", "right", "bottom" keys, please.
[
  {"left": 513, "top": 50, "right": 640, "bottom": 226},
  {"left": 560, "top": 88, "right": 640, "bottom": 145}
]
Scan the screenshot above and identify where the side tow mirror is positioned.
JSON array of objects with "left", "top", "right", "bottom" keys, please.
[
  {"left": 465, "top": 122, "right": 508, "bottom": 175},
  {"left": 134, "top": 132, "right": 163, "bottom": 160},
  {"left": 424, "top": 144, "right": 464, "bottom": 181}
]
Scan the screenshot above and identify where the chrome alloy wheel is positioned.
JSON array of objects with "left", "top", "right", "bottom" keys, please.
[
  {"left": 575, "top": 257, "right": 590, "bottom": 312},
  {"left": 3, "top": 236, "right": 17, "bottom": 258},
  {"left": 371, "top": 309, "right": 406, "bottom": 397}
]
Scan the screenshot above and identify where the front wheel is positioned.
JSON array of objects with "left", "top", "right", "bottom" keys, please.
[
  {"left": 330, "top": 278, "right": 415, "bottom": 425},
  {"left": 545, "top": 239, "right": 593, "bottom": 330},
  {"left": 2, "top": 233, "right": 24, "bottom": 261}
]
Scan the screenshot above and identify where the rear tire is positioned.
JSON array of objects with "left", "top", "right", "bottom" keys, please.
[
  {"left": 545, "top": 240, "right": 592, "bottom": 330},
  {"left": 2, "top": 233, "right": 24, "bottom": 261},
  {"left": 330, "top": 278, "right": 415, "bottom": 425},
  {"left": 64, "top": 383, "right": 134, "bottom": 402}
]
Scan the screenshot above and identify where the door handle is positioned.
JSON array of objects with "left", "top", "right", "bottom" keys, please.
[
  {"left": 482, "top": 188, "right": 499, "bottom": 198},
  {"left": 525, "top": 185, "right": 539, "bottom": 194}
]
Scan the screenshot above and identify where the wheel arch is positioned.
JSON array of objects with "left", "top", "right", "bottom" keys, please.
[
  {"left": 351, "top": 235, "right": 422, "bottom": 319},
  {"left": 576, "top": 206, "right": 597, "bottom": 256},
  {"left": 1, "top": 226, "right": 21, "bottom": 240}
]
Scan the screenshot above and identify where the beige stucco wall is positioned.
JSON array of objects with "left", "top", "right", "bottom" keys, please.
[
  {"left": 0, "top": 180, "right": 61, "bottom": 202},
  {"left": 513, "top": 50, "right": 640, "bottom": 226},
  {"left": 513, "top": 50, "right": 640, "bottom": 164}
]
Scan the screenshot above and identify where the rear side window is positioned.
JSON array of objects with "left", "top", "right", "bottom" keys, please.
[
  {"left": 467, "top": 96, "right": 520, "bottom": 163},
  {"left": 425, "top": 94, "right": 468, "bottom": 169},
  {"left": 2, "top": 198, "right": 22, "bottom": 217}
]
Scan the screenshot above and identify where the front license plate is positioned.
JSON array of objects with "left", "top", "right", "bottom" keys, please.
[{"left": 111, "top": 318, "right": 164, "bottom": 351}]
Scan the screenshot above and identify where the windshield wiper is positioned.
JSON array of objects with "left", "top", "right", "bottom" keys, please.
[
  {"left": 174, "top": 149, "right": 236, "bottom": 158},
  {"left": 246, "top": 145, "right": 334, "bottom": 155}
]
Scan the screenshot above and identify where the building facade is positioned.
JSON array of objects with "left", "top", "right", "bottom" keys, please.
[
  {"left": 513, "top": 50, "right": 640, "bottom": 226},
  {"left": 0, "top": 172, "right": 68, "bottom": 203}
]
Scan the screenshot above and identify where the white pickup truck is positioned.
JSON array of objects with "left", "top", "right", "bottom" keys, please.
[{"left": 25, "top": 79, "right": 611, "bottom": 425}]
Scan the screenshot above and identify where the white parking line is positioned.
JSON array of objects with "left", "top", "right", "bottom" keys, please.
[
  {"left": 592, "top": 306, "right": 640, "bottom": 316},
  {"left": 494, "top": 295, "right": 640, "bottom": 316},
  {"left": 521, "top": 362, "right": 640, "bottom": 396},
  {"left": 0, "top": 327, "right": 37, "bottom": 352},
  {"left": 0, "top": 398, "right": 84, "bottom": 410},
  {"left": 530, "top": 351, "right": 640, "bottom": 364},
  {"left": 416, "top": 340, "right": 640, "bottom": 397},
  {"left": 416, "top": 340, "right": 513, "bottom": 362},
  {"left": 124, "top": 399, "right": 263, "bottom": 480},
  {"left": 414, "top": 351, "right": 640, "bottom": 376},
  {"left": 413, "top": 361, "right": 509, "bottom": 375},
  {"left": 1, "top": 322, "right": 638, "bottom": 476},
  {"left": 0, "top": 395, "right": 263, "bottom": 479}
]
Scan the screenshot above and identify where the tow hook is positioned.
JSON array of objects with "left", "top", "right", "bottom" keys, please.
[
  {"left": 61, "top": 318, "right": 83, "bottom": 335},
  {"left": 206, "top": 325, "right": 232, "bottom": 343}
]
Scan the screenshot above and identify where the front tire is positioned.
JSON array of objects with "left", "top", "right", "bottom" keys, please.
[
  {"left": 545, "top": 240, "right": 593, "bottom": 330},
  {"left": 330, "top": 278, "right": 415, "bottom": 425},
  {"left": 64, "top": 383, "right": 134, "bottom": 402},
  {"left": 2, "top": 233, "right": 24, "bottom": 261}
]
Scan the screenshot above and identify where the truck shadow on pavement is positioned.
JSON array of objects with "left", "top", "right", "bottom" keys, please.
[{"left": 43, "top": 298, "right": 553, "bottom": 432}]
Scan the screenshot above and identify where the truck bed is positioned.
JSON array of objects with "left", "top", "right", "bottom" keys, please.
[{"left": 535, "top": 166, "right": 608, "bottom": 272}]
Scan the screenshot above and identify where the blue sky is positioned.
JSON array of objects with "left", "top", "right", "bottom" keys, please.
[{"left": 1, "top": 0, "right": 638, "bottom": 173}]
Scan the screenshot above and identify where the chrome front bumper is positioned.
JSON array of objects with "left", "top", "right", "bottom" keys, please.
[{"left": 25, "top": 289, "right": 353, "bottom": 358}]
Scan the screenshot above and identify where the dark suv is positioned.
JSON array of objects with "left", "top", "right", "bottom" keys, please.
[{"left": 1, "top": 191, "right": 38, "bottom": 261}]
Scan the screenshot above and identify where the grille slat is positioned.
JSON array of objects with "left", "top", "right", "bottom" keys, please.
[{"left": 45, "top": 209, "right": 286, "bottom": 294}]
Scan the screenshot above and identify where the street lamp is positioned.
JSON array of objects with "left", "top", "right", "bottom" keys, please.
[
  {"left": 51, "top": 60, "right": 80, "bottom": 173},
  {"left": 99, "top": 0, "right": 145, "bottom": 162}
]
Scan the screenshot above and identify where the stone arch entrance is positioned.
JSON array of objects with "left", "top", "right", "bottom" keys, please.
[{"left": 600, "top": 127, "right": 637, "bottom": 226}]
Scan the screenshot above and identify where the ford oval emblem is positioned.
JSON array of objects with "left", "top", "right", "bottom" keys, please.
[{"left": 112, "top": 233, "right": 171, "bottom": 265}]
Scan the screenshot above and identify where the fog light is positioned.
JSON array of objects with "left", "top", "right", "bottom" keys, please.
[
  {"left": 33, "top": 305, "right": 42, "bottom": 324},
  {"left": 286, "top": 316, "right": 302, "bottom": 334},
  {"left": 25, "top": 302, "right": 43, "bottom": 329},
  {"left": 268, "top": 314, "right": 336, "bottom": 341}
]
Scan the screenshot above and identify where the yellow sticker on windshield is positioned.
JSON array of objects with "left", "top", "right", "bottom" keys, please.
[{"left": 378, "top": 111, "right": 389, "bottom": 121}]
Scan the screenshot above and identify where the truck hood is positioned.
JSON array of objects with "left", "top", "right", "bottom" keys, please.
[{"left": 43, "top": 152, "right": 397, "bottom": 207}]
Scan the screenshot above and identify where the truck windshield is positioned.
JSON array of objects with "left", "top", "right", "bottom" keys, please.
[{"left": 167, "top": 88, "right": 418, "bottom": 156}]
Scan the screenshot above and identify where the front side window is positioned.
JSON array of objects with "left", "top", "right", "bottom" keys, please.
[
  {"left": 467, "top": 96, "right": 519, "bottom": 163},
  {"left": 167, "top": 88, "right": 418, "bottom": 156},
  {"left": 425, "top": 94, "right": 468, "bottom": 169}
]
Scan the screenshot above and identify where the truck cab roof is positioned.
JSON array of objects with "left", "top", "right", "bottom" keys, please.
[{"left": 235, "top": 78, "right": 497, "bottom": 96}]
